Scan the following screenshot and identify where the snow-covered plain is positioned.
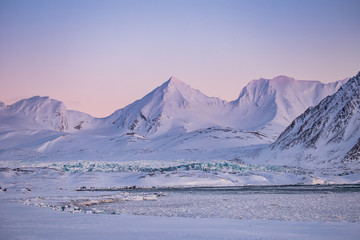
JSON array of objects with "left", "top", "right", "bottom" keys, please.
[
  {"left": 1, "top": 166, "right": 359, "bottom": 240},
  {"left": 1, "top": 164, "right": 360, "bottom": 239}
]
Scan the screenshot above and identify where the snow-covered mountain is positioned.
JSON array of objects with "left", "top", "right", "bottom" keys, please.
[
  {"left": 107, "top": 77, "right": 231, "bottom": 136},
  {"left": 0, "top": 75, "right": 349, "bottom": 161},
  {"left": 270, "top": 72, "right": 360, "bottom": 172},
  {"left": 231, "top": 76, "right": 346, "bottom": 136},
  {"left": 0, "top": 73, "right": 358, "bottom": 184},
  {"left": 0, "top": 96, "right": 98, "bottom": 132}
]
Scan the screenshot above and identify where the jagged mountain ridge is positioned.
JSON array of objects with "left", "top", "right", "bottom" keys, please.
[{"left": 270, "top": 72, "right": 360, "bottom": 171}]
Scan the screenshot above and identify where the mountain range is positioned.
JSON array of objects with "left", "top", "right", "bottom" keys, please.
[
  {"left": 0, "top": 73, "right": 358, "bottom": 175},
  {"left": 0, "top": 75, "right": 346, "bottom": 137}
]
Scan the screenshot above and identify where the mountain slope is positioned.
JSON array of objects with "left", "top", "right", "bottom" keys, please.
[{"left": 270, "top": 72, "right": 360, "bottom": 172}]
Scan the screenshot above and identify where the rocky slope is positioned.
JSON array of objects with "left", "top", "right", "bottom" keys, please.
[{"left": 271, "top": 72, "right": 360, "bottom": 172}]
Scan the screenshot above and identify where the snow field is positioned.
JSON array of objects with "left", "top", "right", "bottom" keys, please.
[{"left": 1, "top": 201, "right": 359, "bottom": 240}]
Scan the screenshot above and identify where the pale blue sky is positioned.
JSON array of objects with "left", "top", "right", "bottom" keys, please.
[{"left": 1, "top": 0, "right": 359, "bottom": 117}]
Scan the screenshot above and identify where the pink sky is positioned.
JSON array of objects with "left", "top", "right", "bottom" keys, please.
[{"left": 1, "top": 0, "right": 359, "bottom": 117}]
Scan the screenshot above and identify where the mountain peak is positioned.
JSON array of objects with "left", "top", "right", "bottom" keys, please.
[
  {"left": 159, "top": 76, "right": 199, "bottom": 98},
  {"left": 165, "top": 76, "right": 190, "bottom": 89},
  {"left": 167, "top": 76, "right": 182, "bottom": 83}
]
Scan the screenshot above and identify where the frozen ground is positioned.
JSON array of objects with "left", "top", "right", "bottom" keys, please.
[
  {"left": 0, "top": 164, "right": 360, "bottom": 239},
  {"left": 19, "top": 185, "right": 360, "bottom": 222}
]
